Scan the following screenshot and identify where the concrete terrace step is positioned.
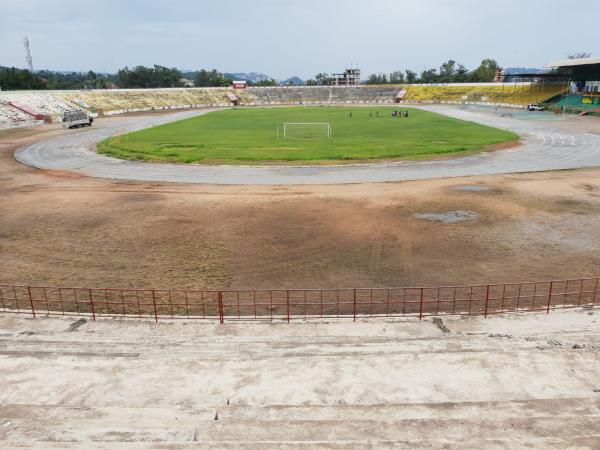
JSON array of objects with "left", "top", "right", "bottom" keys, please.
[
  {"left": 2, "top": 397, "right": 599, "bottom": 423},
  {"left": 1, "top": 312, "right": 599, "bottom": 448},
  {"left": 3, "top": 437, "right": 600, "bottom": 449},
  {"left": 2, "top": 399, "right": 600, "bottom": 444},
  {"left": 3, "top": 419, "right": 600, "bottom": 446}
]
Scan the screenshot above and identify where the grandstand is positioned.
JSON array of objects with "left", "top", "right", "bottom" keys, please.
[
  {"left": 543, "top": 56, "right": 600, "bottom": 115},
  {"left": 56, "top": 88, "right": 257, "bottom": 115},
  {"left": 328, "top": 86, "right": 401, "bottom": 103},
  {"left": 0, "top": 92, "right": 81, "bottom": 123},
  {"left": 400, "top": 82, "right": 566, "bottom": 106},
  {"left": 0, "top": 82, "right": 568, "bottom": 128}
]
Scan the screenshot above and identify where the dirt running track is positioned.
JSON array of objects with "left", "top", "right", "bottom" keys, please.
[
  {"left": 0, "top": 310, "right": 599, "bottom": 448},
  {"left": 13, "top": 105, "right": 600, "bottom": 184}
]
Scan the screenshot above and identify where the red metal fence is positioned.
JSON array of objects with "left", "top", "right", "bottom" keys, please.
[{"left": 1, "top": 278, "right": 598, "bottom": 323}]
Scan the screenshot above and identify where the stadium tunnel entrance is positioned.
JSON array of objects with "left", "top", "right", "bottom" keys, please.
[
  {"left": 394, "top": 89, "right": 407, "bottom": 103},
  {"left": 227, "top": 92, "right": 240, "bottom": 106}
]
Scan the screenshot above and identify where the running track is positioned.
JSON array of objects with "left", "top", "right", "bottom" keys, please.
[{"left": 14, "top": 106, "right": 600, "bottom": 185}]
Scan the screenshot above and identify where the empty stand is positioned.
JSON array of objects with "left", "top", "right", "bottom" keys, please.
[
  {"left": 57, "top": 88, "right": 258, "bottom": 115},
  {"left": 0, "top": 92, "right": 81, "bottom": 122},
  {"left": 0, "top": 82, "right": 569, "bottom": 128},
  {"left": 400, "top": 82, "right": 566, "bottom": 106}
]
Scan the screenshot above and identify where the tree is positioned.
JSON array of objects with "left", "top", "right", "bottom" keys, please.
[
  {"left": 438, "top": 60, "right": 457, "bottom": 83},
  {"left": 153, "top": 65, "right": 183, "bottom": 87},
  {"left": 405, "top": 69, "right": 418, "bottom": 84},
  {"left": 117, "top": 65, "right": 183, "bottom": 88},
  {"left": 389, "top": 71, "right": 405, "bottom": 84},
  {"left": 32, "top": 69, "right": 116, "bottom": 89},
  {"left": 193, "top": 69, "right": 232, "bottom": 87},
  {"left": 420, "top": 68, "right": 438, "bottom": 84},
  {"left": 454, "top": 64, "right": 470, "bottom": 83},
  {"left": 365, "top": 73, "right": 388, "bottom": 84},
  {"left": 0, "top": 66, "right": 46, "bottom": 90},
  {"left": 82, "top": 71, "right": 107, "bottom": 89},
  {"left": 314, "top": 73, "right": 332, "bottom": 86},
  {"left": 248, "top": 78, "right": 278, "bottom": 87},
  {"left": 469, "top": 59, "right": 500, "bottom": 82}
]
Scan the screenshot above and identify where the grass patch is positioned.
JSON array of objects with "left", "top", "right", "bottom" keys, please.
[{"left": 98, "top": 107, "right": 519, "bottom": 165}]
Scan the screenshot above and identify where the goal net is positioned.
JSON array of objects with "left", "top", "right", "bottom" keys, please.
[{"left": 277, "top": 123, "right": 332, "bottom": 140}]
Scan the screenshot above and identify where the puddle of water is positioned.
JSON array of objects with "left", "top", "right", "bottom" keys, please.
[
  {"left": 415, "top": 211, "right": 479, "bottom": 223},
  {"left": 454, "top": 185, "right": 491, "bottom": 192}
]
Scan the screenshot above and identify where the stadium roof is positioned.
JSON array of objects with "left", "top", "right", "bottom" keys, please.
[
  {"left": 544, "top": 57, "right": 600, "bottom": 68},
  {"left": 501, "top": 73, "right": 568, "bottom": 79}
]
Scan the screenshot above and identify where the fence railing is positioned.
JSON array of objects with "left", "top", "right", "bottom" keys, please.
[{"left": 1, "top": 278, "right": 598, "bottom": 323}]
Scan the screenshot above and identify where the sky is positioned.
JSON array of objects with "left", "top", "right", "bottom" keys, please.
[{"left": 1, "top": 0, "right": 598, "bottom": 80}]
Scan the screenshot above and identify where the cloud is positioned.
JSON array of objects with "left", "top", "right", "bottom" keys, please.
[{"left": 0, "top": 0, "right": 598, "bottom": 79}]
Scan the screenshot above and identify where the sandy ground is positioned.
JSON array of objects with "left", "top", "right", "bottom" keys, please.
[
  {"left": 0, "top": 309, "right": 599, "bottom": 448},
  {"left": 2, "top": 118, "right": 600, "bottom": 289}
]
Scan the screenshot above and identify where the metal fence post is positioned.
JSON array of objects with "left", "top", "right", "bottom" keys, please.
[
  {"left": 353, "top": 289, "right": 356, "bottom": 322},
  {"left": 27, "top": 287, "right": 36, "bottom": 319},
  {"left": 546, "top": 281, "right": 554, "bottom": 314},
  {"left": 419, "top": 288, "right": 424, "bottom": 320},
  {"left": 386, "top": 289, "right": 390, "bottom": 317},
  {"left": 151, "top": 290, "right": 158, "bottom": 323},
  {"left": 484, "top": 285, "right": 490, "bottom": 318},
  {"left": 286, "top": 290, "right": 290, "bottom": 323},
  {"left": 88, "top": 289, "right": 96, "bottom": 321},
  {"left": 217, "top": 291, "right": 224, "bottom": 324}
]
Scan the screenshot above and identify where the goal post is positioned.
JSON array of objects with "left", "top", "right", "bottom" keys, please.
[{"left": 277, "top": 122, "right": 333, "bottom": 140}]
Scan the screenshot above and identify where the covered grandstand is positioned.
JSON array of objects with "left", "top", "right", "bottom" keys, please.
[{"left": 544, "top": 56, "right": 600, "bottom": 114}]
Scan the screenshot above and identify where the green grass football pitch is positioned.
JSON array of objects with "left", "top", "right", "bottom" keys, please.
[{"left": 98, "top": 107, "right": 518, "bottom": 165}]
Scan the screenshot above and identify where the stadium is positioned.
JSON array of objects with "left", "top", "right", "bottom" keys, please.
[{"left": 2, "top": 2, "right": 600, "bottom": 448}]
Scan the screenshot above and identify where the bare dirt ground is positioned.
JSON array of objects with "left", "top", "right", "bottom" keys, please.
[
  {"left": 0, "top": 310, "right": 599, "bottom": 448},
  {"left": 2, "top": 117, "right": 600, "bottom": 290}
]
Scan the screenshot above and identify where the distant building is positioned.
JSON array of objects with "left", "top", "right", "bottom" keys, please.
[
  {"left": 232, "top": 80, "right": 247, "bottom": 89},
  {"left": 494, "top": 69, "right": 503, "bottom": 83},
  {"left": 331, "top": 68, "right": 361, "bottom": 87}
]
